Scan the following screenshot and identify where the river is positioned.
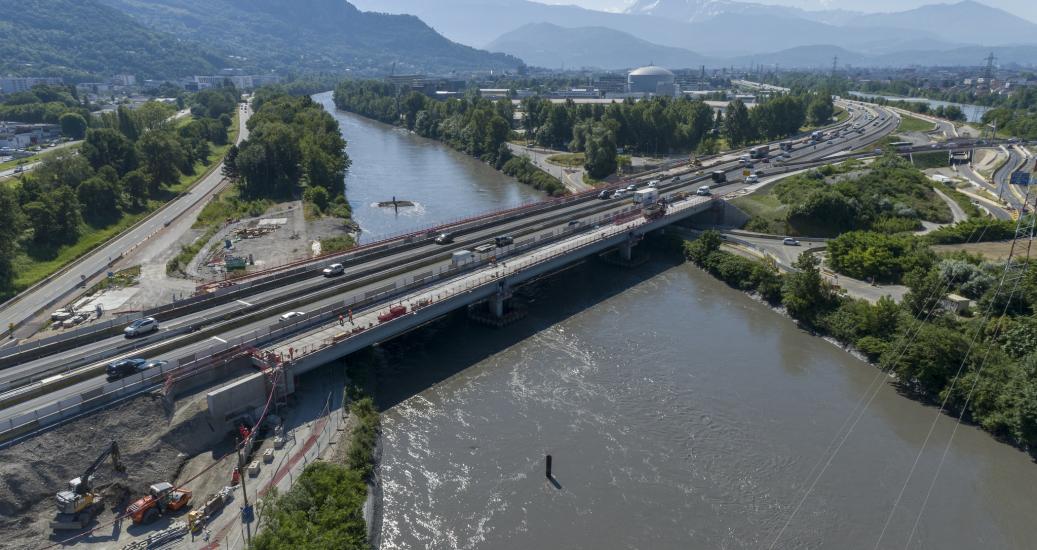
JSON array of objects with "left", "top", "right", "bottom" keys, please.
[
  {"left": 314, "top": 92, "right": 545, "bottom": 243},
  {"left": 315, "top": 96, "right": 1037, "bottom": 549},
  {"left": 849, "top": 91, "right": 991, "bottom": 123}
]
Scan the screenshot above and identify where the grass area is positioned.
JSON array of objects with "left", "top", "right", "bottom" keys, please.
[
  {"left": 11, "top": 211, "right": 147, "bottom": 292},
  {"left": 944, "top": 187, "right": 982, "bottom": 218},
  {"left": 85, "top": 265, "right": 140, "bottom": 294},
  {"left": 897, "top": 113, "right": 936, "bottom": 133},
  {"left": 320, "top": 235, "right": 356, "bottom": 254},
  {"left": 546, "top": 152, "right": 584, "bottom": 167},
  {"left": 731, "top": 188, "right": 789, "bottom": 235},
  {"left": 0, "top": 143, "right": 79, "bottom": 172},
  {"left": 911, "top": 150, "right": 950, "bottom": 169},
  {"left": 833, "top": 107, "right": 849, "bottom": 123}
]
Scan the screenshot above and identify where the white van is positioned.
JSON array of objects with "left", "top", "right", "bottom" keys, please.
[{"left": 696, "top": 186, "right": 711, "bottom": 196}]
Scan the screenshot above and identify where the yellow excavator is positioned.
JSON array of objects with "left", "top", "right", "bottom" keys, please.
[{"left": 51, "top": 441, "right": 125, "bottom": 530}]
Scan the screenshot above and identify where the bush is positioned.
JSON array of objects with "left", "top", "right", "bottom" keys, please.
[
  {"left": 501, "top": 156, "right": 566, "bottom": 196},
  {"left": 827, "top": 231, "right": 934, "bottom": 283}
]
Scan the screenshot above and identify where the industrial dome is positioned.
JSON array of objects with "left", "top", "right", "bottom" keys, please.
[
  {"left": 627, "top": 65, "right": 676, "bottom": 95},
  {"left": 628, "top": 65, "right": 674, "bottom": 77}
]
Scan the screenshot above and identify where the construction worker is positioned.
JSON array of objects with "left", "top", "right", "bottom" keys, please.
[
  {"left": 348, "top": 309, "right": 354, "bottom": 325},
  {"left": 339, "top": 314, "right": 344, "bottom": 326},
  {"left": 7, "top": 323, "right": 13, "bottom": 339}
]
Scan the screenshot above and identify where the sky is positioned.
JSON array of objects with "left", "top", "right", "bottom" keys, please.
[{"left": 537, "top": 0, "right": 1037, "bottom": 22}]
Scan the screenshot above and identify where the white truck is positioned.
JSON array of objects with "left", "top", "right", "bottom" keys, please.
[
  {"left": 632, "top": 188, "right": 658, "bottom": 205},
  {"left": 451, "top": 250, "right": 475, "bottom": 266}
]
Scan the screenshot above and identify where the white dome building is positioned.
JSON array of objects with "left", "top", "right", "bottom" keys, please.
[{"left": 627, "top": 65, "right": 676, "bottom": 95}]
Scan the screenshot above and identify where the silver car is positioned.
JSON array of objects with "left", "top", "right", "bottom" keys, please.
[{"left": 124, "top": 317, "right": 159, "bottom": 337}]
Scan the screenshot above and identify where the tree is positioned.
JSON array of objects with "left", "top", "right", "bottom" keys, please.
[
  {"left": 83, "top": 128, "right": 138, "bottom": 176},
  {"left": 77, "top": 175, "right": 122, "bottom": 226},
  {"left": 782, "top": 253, "right": 836, "bottom": 325},
  {"left": 223, "top": 144, "right": 240, "bottom": 181},
  {"left": 724, "top": 99, "right": 754, "bottom": 146},
  {"left": 304, "top": 185, "right": 330, "bottom": 212},
  {"left": 0, "top": 186, "right": 23, "bottom": 290},
  {"left": 807, "top": 96, "right": 834, "bottom": 126},
  {"left": 121, "top": 170, "right": 149, "bottom": 210},
  {"left": 136, "top": 131, "right": 186, "bottom": 194},
  {"left": 583, "top": 122, "right": 618, "bottom": 180},
  {"left": 684, "top": 230, "right": 722, "bottom": 265},
  {"left": 59, "top": 112, "right": 87, "bottom": 139}
]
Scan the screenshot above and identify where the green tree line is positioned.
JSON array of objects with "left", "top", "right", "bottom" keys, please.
[
  {"left": 0, "top": 86, "right": 239, "bottom": 298},
  {"left": 333, "top": 80, "right": 566, "bottom": 195},
  {"left": 225, "top": 89, "right": 351, "bottom": 216},
  {"left": 683, "top": 231, "right": 1037, "bottom": 454}
]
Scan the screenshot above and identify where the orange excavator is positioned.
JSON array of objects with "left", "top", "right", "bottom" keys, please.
[{"left": 126, "top": 482, "right": 192, "bottom": 524}]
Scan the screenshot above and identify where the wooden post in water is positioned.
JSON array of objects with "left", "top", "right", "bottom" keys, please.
[{"left": 546, "top": 454, "right": 553, "bottom": 478}]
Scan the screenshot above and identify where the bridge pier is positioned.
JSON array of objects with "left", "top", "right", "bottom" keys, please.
[{"left": 618, "top": 241, "right": 633, "bottom": 262}]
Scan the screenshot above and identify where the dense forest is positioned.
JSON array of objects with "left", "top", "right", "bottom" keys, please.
[
  {"left": 0, "top": 0, "right": 220, "bottom": 80},
  {"left": 0, "top": 85, "right": 90, "bottom": 124},
  {"left": 333, "top": 80, "right": 833, "bottom": 186},
  {"left": 0, "top": 86, "right": 238, "bottom": 298},
  {"left": 224, "top": 89, "right": 351, "bottom": 217},
  {"left": 683, "top": 228, "right": 1037, "bottom": 454}
]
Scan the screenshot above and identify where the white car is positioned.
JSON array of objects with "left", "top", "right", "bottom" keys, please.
[
  {"left": 745, "top": 175, "right": 759, "bottom": 184},
  {"left": 279, "top": 311, "right": 306, "bottom": 322},
  {"left": 783, "top": 237, "right": 801, "bottom": 246},
  {"left": 322, "top": 263, "right": 344, "bottom": 277},
  {"left": 124, "top": 317, "right": 159, "bottom": 337}
]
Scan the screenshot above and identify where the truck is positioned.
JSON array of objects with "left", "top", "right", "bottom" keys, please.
[
  {"left": 632, "top": 188, "right": 658, "bottom": 205},
  {"left": 810, "top": 130, "right": 823, "bottom": 141},
  {"left": 451, "top": 250, "right": 475, "bottom": 266},
  {"left": 749, "top": 145, "right": 769, "bottom": 159},
  {"left": 711, "top": 171, "right": 727, "bottom": 183},
  {"left": 779, "top": 141, "right": 793, "bottom": 151}
]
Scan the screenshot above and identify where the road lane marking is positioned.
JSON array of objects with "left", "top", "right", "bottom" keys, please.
[
  {"left": 211, "top": 336, "right": 227, "bottom": 343},
  {"left": 237, "top": 299, "right": 252, "bottom": 307}
]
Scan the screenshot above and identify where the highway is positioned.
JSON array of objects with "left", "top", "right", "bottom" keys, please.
[
  {"left": 0, "top": 105, "right": 252, "bottom": 340},
  {"left": 0, "top": 101, "right": 901, "bottom": 432}
]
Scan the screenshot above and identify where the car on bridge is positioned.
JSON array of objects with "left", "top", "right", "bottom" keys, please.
[
  {"left": 106, "top": 358, "right": 147, "bottom": 381},
  {"left": 279, "top": 311, "right": 306, "bottom": 322},
  {"left": 124, "top": 317, "right": 158, "bottom": 338},
  {"left": 598, "top": 189, "right": 612, "bottom": 200},
  {"left": 434, "top": 232, "right": 456, "bottom": 245},
  {"left": 322, "top": 263, "right": 345, "bottom": 277}
]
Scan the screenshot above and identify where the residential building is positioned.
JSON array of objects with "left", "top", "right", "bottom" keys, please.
[{"left": 0, "top": 76, "right": 64, "bottom": 94}]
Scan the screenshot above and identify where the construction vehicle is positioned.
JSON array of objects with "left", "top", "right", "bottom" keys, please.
[
  {"left": 126, "top": 482, "right": 192, "bottom": 525},
  {"left": 643, "top": 202, "right": 667, "bottom": 221},
  {"left": 51, "top": 441, "right": 125, "bottom": 530}
]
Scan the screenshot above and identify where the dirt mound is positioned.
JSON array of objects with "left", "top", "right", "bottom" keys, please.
[{"left": 0, "top": 392, "right": 223, "bottom": 548}]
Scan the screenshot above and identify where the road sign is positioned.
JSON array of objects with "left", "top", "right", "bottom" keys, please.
[{"left": 1010, "top": 171, "right": 1031, "bottom": 185}]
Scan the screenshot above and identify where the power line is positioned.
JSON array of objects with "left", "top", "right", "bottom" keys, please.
[
  {"left": 872, "top": 188, "right": 1036, "bottom": 549},
  {"left": 768, "top": 221, "right": 989, "bottom": 549}
]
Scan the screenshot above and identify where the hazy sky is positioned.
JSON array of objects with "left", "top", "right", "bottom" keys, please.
[{"left": 538, "top": 0, "right": 1037, "bottom": 22}]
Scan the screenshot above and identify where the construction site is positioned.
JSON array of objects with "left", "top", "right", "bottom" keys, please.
[
  {"left": 0, "top": 355, "right": 352, "bottom": 550},
  {"left": 186, "top": 202, "right": 353, "bottom": 281}
]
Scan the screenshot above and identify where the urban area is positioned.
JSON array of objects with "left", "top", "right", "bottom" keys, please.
[{"left": 2, "top": 0, "right": 1037, "bottom": 549}]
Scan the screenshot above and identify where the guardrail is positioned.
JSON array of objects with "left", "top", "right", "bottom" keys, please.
[
  {"left": 0, "top": 111, "right": 887, "bottom": 368},
  {"left": 0, "top": 196, "right": 712, "bottom": 445}
]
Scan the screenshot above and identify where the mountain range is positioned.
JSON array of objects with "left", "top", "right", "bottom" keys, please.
[
  {"left": 354, "top": 0, "right": 1037, "bottom": 66},
  {"left": 0, "top": 0, "right": 221, "bottom": 80}
]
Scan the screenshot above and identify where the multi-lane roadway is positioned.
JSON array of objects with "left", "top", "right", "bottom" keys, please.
[{"left": 0, "top": 101, "right": 901, "bottom": 431}]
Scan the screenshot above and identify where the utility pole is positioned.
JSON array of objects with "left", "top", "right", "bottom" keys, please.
[
  {"left": 237, "top": 442, "right": 252, "bottom": 546},
  {"left": 831, "top": 56, "right": 838, "bottom": 78}
]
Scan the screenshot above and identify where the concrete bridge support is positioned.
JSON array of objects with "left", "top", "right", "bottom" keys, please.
[
  {"left": 488, "top": 280, "right": 513, "bottom": 319},
  {"left": 618, "top": 241, "right": 633, "bottom": 262}
]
